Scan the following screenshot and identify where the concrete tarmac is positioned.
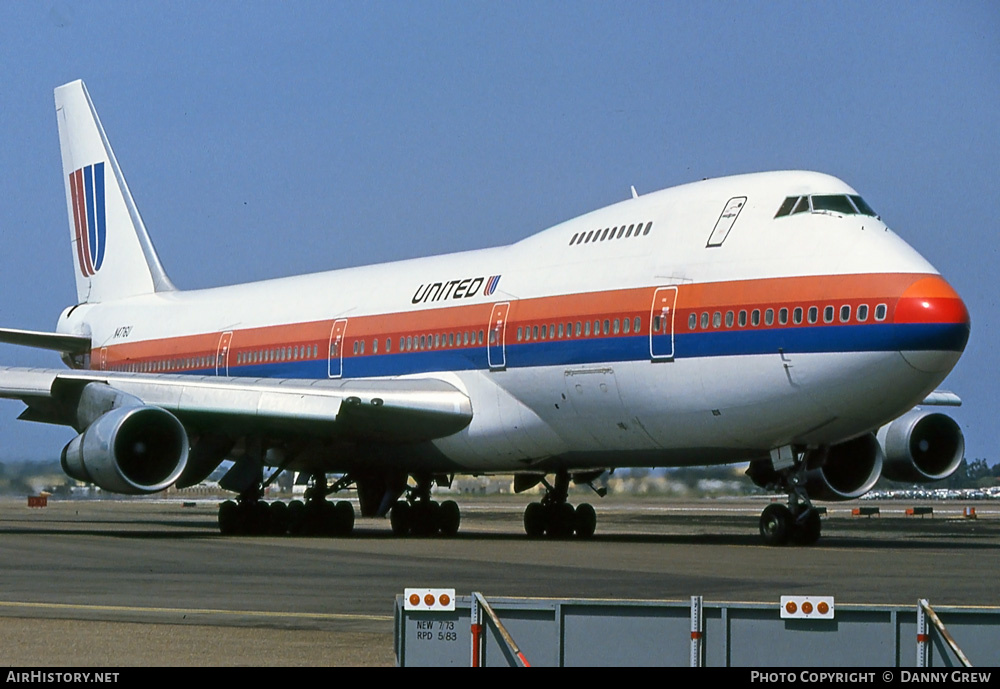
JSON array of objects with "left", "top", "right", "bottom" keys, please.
[{"left": 1, "top": 496, "right": 998, "bottom": 666}]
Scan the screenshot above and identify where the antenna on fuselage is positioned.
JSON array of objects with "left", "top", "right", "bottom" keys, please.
[{"left": 630, "top": 185, "right": 639, "bottom": 199}]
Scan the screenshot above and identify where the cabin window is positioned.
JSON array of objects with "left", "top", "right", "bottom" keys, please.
[
  {"left": 700, "top": 312, "right": 709, "bottom": 329},
  {"left": 857, "top": 305, "right": 869, "bottom": 322},
  {"left": 808, "top": 307, "right": 819, "bottom": 324},
  {"left": 824, "top": 306, "right": 835, "bottom": 323},
  {"left": 840, "top": 305, "right": 851, "bottom": 323},
  {"left": 712, "top": 312, "right": 722, "bottom": 328},
  {"left": 738, "top": 310, "right": 747, "bottom": 327},
  {"left": 603, "top": 319, "right": 610, "bottom": 335},
  {"left": 751, "top": 309, "right": 761, "bottom": 326},
  {"left": 875, "top": 304, "right": 887, "bottom": 321},
  {"left": 765, "top": 308, "right": 774, "bottom": 325},
  {"left": 793, "top": 307, "right": 803, "bottom": 324},
  {"left": 725, "top": 311, "right": 734, "bottom": 328},
  {"left": 779, "top": 308, "right": 789, "bottom": 325},
  {"left": 633, "top": 316, "right": 641, "bottom": 332}
]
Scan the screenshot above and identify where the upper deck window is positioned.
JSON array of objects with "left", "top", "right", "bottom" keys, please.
[{"left": 775, "top": 194, "right": 878, "bottom": 218}]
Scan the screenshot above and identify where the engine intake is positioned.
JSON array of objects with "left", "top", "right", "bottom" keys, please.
[
  {"left": 805, "top": 433, "right": 884, "bottom": 501},
  {"left": 878, "top": 410, "right": 964, "bottom": 483},
  {"left": 61, "top": 405, "right": 189, "bottom": 494}
]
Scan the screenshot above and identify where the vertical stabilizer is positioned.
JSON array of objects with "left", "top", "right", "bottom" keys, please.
[{"left": 54, "top": 80, "right": 175, "bottom": 303}]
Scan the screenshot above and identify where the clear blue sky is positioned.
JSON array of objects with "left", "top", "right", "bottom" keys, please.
[{"left": 0, "top": 2, "right": 996, "bottom": 464}]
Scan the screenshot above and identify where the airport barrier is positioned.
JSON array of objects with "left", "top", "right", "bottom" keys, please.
[{"left": 394, "top": 594, "right": 1000, "bottom": 667}]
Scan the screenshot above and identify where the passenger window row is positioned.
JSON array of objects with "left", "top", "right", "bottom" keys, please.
[
  {"left": 686, "top": 303, "right": 888, "bottom": 331},
  {"left": 569, "top": 221, "right": 653, "bottom": 246},
  {"left": 517, "top": 316, "right": 642, "bottom": 342}
]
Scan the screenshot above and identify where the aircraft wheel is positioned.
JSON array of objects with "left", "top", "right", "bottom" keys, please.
[
  {"left": 759, "top": 504, "right": 792, "bottom": 546},
  {"left": 524, "top": 502, "right": 545, "bottom": 538},
  {"left": 548, "top": 503, "right": 576, "bottom": 539},
  {"left": 269, "top": 501, "right": 290, "bottom": 535},
  {"left": 249, "top": 501, "right": 271, "bottom": 536},
  {"left": 320, "top": 500, "right": 340, "bottom": 536},
  {"left": 574, "top": 503, "right": 597, "bottom": 539},
  {"left": 390, "top": 501, "right": 411, "bottom": 536},
  {"left": 218, "top": 500, "right": 239, "bottom": 535},
  {"left": 334, "top": 501, "right": 355, "bottom": 537},
  {"left": 439, "top": 500, "right": 461, "bottom": 537},
  {"left": 791, "top": 509, "right": 821, "bottom": 546},
  {"left": 287, "top": 500, "right": 305, "bottom": 535}
]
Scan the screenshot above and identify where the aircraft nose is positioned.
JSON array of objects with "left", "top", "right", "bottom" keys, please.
[{"left": 894, "top": 276, "right": 970, "bottom": 373}]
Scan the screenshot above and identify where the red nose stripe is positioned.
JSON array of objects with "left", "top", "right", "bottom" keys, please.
[{"left": 895, "top": 277, "right": 969, "bottom": 325}]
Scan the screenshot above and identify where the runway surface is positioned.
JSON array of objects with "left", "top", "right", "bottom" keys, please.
[{"left": 1, "top": 495, "right": 998, "bottom": 666}]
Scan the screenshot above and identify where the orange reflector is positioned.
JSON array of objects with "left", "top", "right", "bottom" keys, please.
[
  {"left": 403, "top": 588, "right": 457, "bottom": 611},
  {"left": 780, "top": 595, "right": 835, "bottom": 619}
]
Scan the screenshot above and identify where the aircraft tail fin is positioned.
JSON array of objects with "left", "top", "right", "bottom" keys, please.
[{"left": 54, "top": 80, "right": 175, "bottom": 304}]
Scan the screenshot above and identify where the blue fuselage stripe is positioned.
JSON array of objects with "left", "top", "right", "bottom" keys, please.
[{"left": 197, "top": 321, "right": 968, "bottom": 380}]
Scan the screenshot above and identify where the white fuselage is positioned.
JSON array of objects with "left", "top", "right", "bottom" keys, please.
[{"left": 58, "top": 171, "right": 969, "bottom": 473}]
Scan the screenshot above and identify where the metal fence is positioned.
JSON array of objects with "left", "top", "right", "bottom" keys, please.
[{"left": 394, "top": 593, "right": 1000, "bottom": 667}]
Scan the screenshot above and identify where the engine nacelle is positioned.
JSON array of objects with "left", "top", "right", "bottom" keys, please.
[
  {"left": 877, "top": 409, "right": 964, "bottom": 483},
  {"left": 61, "top": 405, "right": 189, "bottom": 494},
  {"left": 805, "top": 433, "right": 884, "bottom": 501}
]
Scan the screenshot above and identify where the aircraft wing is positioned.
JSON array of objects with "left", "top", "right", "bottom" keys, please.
[{"left": 0, "top": 367, "right": 473, "bottom": 444}]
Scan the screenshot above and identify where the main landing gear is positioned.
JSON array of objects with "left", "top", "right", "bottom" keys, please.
[
  {"left": 218, "top": 471, "right": 355, "bottom": 537},
  {"left": 751, "top": 447, "right": 822, "bottom": 547},
  {"left": 389, "top": 474, "right": 461, "bottom": 537},
  {"left": 522, "top": 470, "right": 598, "bottom": 539}
]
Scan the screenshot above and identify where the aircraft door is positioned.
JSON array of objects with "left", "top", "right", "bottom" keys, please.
[
  {"left": 328, "top": 318, "right": 348, "bottom": 378},
  {"left": 649, "top": 286, "right": 677, "bottom": 361},
  {"left": 707, "top": 196, "right": 747, "bottom": 247},
  {"left": 487, "top": 302, "right": 510, "bottom": 370},
  {"left": 216, "top": 331, "right": 233, "bottom": 376}
]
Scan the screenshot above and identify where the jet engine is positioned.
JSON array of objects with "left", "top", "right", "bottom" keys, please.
[
  {"left": 61, "top": 405, "right": 189, "bottom": 494},
  {"left": 877, "top": 409, "right": 964, "bottom": 483},
  {"left": 804, "top": 433, "right": 884, "bottom": 501}
]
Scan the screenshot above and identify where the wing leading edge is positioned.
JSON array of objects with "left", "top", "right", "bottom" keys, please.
[{"left": 0, "top": 367, "right": 473, "bottom": 444}]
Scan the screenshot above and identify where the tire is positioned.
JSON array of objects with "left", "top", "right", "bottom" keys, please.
[
  {"left": 759, "top": 503, "right": 792, "bottom": 546},
  {"left": 439, "top": 500, "right": 461, "bottom": 537},
  {"left": 218, "top": 500, "right": 238, "bottom": 535},
  {"left": 524, "top": 502, "right": 545, "bottom": 538},
  {"left": 287, "top": 500, "right": 305, "bottom": 535},
  {"left": 334, "top": 501, "right": 355, "bottom": 537},
  {"left": 269, "top": 501, "right": 290, "bottom": 535},
  {"left": 574, "top": 503, "right": 597, "bottom": 538},
  {"left": 390, "top": 501, "right": 411, "bottom": 536}
]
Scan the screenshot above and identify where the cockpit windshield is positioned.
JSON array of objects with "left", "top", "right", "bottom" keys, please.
[{"left": 775, "top": 194, "right": 878, "bottom": 218}]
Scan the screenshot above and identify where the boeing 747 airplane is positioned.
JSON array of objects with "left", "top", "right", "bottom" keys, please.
[{"left": 0, "top": 80, "right": 970, "bottom": 545}]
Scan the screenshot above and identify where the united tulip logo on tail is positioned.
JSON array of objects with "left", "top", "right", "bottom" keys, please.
[{"left": 69, "top": 162, "right": 106, "bottom": 276}]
